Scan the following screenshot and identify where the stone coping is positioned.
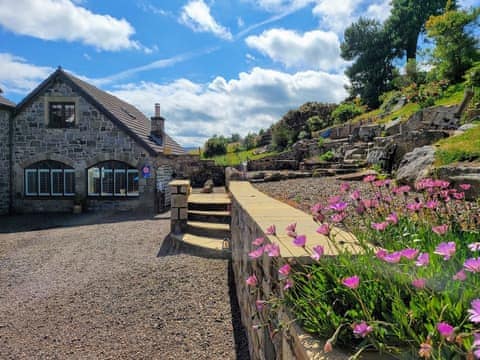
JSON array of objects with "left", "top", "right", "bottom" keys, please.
[
  {"left": 169, "top": 179, "right": 191, "bottom": 187},
  {"left": 228, "top": 181, "right": 362, "bottom": 258}
]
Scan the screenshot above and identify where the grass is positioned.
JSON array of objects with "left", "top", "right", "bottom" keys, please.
[
  {"left": 435, "top": 124, "right": 480, "bottom": 166},
  {"left": 205, "top": 147, "right": 278, "bottom": 166}
]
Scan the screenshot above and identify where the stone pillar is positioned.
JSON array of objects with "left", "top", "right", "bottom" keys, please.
[{"left": 169, "top": 180, "right": 190, "bottom": 234}]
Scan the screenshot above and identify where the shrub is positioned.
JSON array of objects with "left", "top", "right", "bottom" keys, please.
[
  {"left": 318, "top": 150, "right": 334, "bottom": 161},
  {"left": 466, "top": 63, "right": 480, "bottom": 88},
  {"left": 332, "top": 103, "right": 364, "bottom": 124},
  {"left": 203, "top": 135, "right": 227, "bottom": 158}
]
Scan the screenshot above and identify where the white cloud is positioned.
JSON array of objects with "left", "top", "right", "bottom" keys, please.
[
  {"left": 0, "top": 53, "right": 53, "bottom": 94},
  {"left": 179, "top": 0, "right": 232, "bottom": 40},
  {"left": 0, "top": 0, "right": 139, "bottom": 51},
  {"left": 111, "top": 67, "right": 348, "bottom": 147},
  {"left": 312, "top": 0, "right": 358, "bottom": 34},
  {"left": 365, "top": 0, "right": 392, "bottom": 22},
  {"left": 245, "top": 28, "right": 345, "bottom": 70},
  {"left": 247, "top": 0, "right": 313, "bottom": 13}
]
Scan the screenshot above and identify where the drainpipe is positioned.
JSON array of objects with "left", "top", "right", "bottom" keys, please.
[{"left": 8, "top": 110, "right": 13, "bottom": 214}]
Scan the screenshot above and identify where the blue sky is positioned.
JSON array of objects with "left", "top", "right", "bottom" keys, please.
[{"left": 0, "top": 0, "right": 478, "bottom": 147}]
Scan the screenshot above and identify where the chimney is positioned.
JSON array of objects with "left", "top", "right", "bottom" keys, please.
[{"left": 150, "top": 103, "right": 165, "bottom": 136}]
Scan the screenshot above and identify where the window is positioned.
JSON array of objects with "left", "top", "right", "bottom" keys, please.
[
  {"left": 49, "top": 102, "right": 75, "bottom": 128},
  {"left": 88, "top": 161, "right": 139, "bottom": 198},
  {"left": 25, "top": 161, "right": 75, "bottom": 197}
]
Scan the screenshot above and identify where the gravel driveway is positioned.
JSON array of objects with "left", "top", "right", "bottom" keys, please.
[{"left": 0, "top": 213, "right": 249, "bottom": 359}]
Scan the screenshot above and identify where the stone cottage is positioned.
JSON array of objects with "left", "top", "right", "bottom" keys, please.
[{"left": 0, "top": 67, "right": 188, "bottom": 215}]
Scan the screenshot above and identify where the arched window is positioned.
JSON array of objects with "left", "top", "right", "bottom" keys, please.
[
  {"left": 25, "top": 161, "right": 75, "bottom": 197},
  {"left": 87, "top": 161, "right": 139, "bottom": 197}
]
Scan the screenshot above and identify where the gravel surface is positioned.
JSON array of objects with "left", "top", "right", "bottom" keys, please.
[
  {"left": 253, "top": 177, "right": 379, "bottom": 215},
  {"left": 0, "top": 213, "right": 249, "bottom": 359}
]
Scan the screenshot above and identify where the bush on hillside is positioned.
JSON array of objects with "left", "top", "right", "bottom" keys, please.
[
  {"left": 332, "top": 103, "right": 364, "bottom": 124},
  {"left": 203, "top": 135, "right": 228, "bottom": 158}
]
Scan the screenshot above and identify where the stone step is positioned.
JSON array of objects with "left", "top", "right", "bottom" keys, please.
[
  {"left": 188, "top": 210, "right": 231, "bottom": 224},
  {"left": 188, "top": 193, "right": 231, "bottom": 212},
  {"left": 170, "top": 233, "right": 231, "bottom": 259},
  {"left": 186, "top": 221, "right": 230, "bottom": 238}
]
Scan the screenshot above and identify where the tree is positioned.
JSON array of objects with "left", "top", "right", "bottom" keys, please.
[
  {"left": 341, "top": 18, "right": 397, "bottom": 108},
  {"left": 426, "top": 4, "right": 480, "bottom": 83},
  {"left": 203, "top": 135, "right": 227, "bottom": 158},
  {"left": 243, "top": 133, "right": 257, "bottom": 150},
  {"left": 387, "top": 0, "right": 450, "bottom": 61}
]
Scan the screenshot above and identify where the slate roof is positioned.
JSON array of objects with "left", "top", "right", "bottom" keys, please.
[
  {"left": 0, "top": 94, "right": 15, "bottom": 109},
  {"left": 16, "top": 68, "right": 185, "bottom": 156}
]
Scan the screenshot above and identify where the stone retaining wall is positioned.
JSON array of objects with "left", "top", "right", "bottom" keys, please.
[{"left": 229, "top": 181, "right": 360, "bottom": 360}]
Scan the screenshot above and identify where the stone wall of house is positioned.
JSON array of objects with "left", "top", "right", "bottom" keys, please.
[
  {"left": 173, "top": 155, "right": 225, "bottom": 187},
  {"left": 0, "top": 109, "right": 11, "bottom": 215},
  {"left": 12, "top": 79, "right": 174, "bottom": 214}
]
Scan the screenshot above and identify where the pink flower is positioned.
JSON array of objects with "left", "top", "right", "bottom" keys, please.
[
  {"left": 350, "top": 189, "right": 361, "bottom": 201},
  {"left": 418, "top": 339, "right": 432, "bottom": 358},
  {"left": 473, "top": 333, "right": 480, "bottom": 359},
  {"left": 285, "top": 223, "right": 297, "bottom": 237},
  {"left": 331, "top": 212, "right": 347, "bottom": 223},
  {"left": 406, "top": 202, "right": 423, "bottom": 212},
  {"left": 371, "top": 222, "right": 389, "bottom": 231},
  {"left": 432, "top": 224, "right": 449, "bottom": 235},
  {"left": 425, "top": 200, "right": 439, "bottom": 209},
  {"left": 283, "top": 279, "right": 293, "bottom": 290},
  {"left": 353, "top": 321, "right": 373, "bottom": 338},
  {"left": 342, "top": 275, "right": 360, "bottom": 289},
  {"left": 362, "top": 199, "right": 378, "bottom": 209},
  {"left": 311, "top": 203, "right": 322, "bottom": 214},
  {"left": 459, "top": 183, "right": 471, "bottom": 190},
  {"left": 392, "top": 185, "right": 411, "bottom": 195},
  {"left": 412, "top": 278, "right": 427, "bottom": 289},
  {"left": 265, "top": 243, "right": 280, "bottom": 257},
  {"left": 469, "top": 243, "right": 480, "bottom": 252},
  {"left": 453, "top": 192, "right": 465, "bottom": 200},
  {"left": 249, "top": 246, "right": 265, "bottom": 259},
  {"left": 468, "top": 299, "right": 480, "bottom": 323},
  {"left": 328, "top": 195, "right": 342, "bottom": 205},
  {"left": 401, "top": 248, "right": 419, "bottom": 260},
  {"left": 464, "top": 258, "right": 480, "bottom": 273},
  {"left": 416, "top": 253, "right": 430, "bottom": 267},
  {"left": 376, "top": 249, "right": 388, "bottom": 260},
  {"left": 323, "top": 341, "right": 333, "bottom": 353},
  {"left": 355, "top": 203, "right": 366, "bottom": 215},
  {"left": 278, "top": 264, "right": 291, "bottom": 277},
  {"left": 340, "top": 183, "right": 350, "bottom": 192},
  {"left": 255, "top": 300, "right": 266, "bottom": 311},
  {"left": 265, "top": 224, "right": 276, "bottom": 235},
  {"left": 437, "top": 322, "right": 455, "bottom": 338},
  {"left": 329, "top": 201, "right": 348, "bottom": 212},
  {"left": 246, "top": 274, "right": 258, "bottom": 287},
  {"left": 452, "top": 269, "right": 467, "bottom": 281},
  {"left": 293, "top": 235, "right": 307, "bottom": 247},
  {"left": 434, "top": 242, "right": 456, "bottom": 260},
  {"left": 384, "top": 251, "right": 402, "bottom": 263},
  {"left": 316, "top": 223, "right": 330, "bottom": 236},
  {"left": 252, "top": 237, "right": 265, "bottom": 246},
  {"left": 311, "top": 245, "right": 324, "bottom": 261},
  {"left": 386, "top": 212, "right": 399, "bottom": 225},
  {"left": 363, "top": 174, "right": 376, "bottom": 182}
]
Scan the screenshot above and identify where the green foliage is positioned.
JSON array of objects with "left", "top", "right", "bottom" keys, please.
[
  {"left": 202, "top": 135, "right": 228, "bottom": 158},
  {"left": 271, "top": 123, "right": 292, "bottom": 151},
  {"left": 318, "top": 150, "right": 334, "bottom": 161},
  {"left": 283, "top": 179, "right": 479, "bottom": 356},
  {"left": 466, "top": 62, "right": 480, "bottom": 88},
  {"left": 386, "top": 0, "right": 449, "bottom": 60},
  {"left": 243, "top": 132, "right": 257, "bottom": 150},
  {"left": 207, "top": 147, "right": 277, "bottom": 166},
  {"left": 317, "top": 137, "right": 325, "bottom": 148},
  {"left": 230, "top": 133, "right": 241, "bottom": 143},
  {"left": 307, "top": 115, "right": 328, "bottom": 133},
  {"left": 332, "top": 102, "right": 364, "bottom": 124},
  {"left": 341, "top": 18, "right": 397, "bottom": 108},
  {"left": 298, "top": 130, "right": 309, "bottom": 140},
  {"left": 426, "top": 6, "right": 480, "bottom": 83}
]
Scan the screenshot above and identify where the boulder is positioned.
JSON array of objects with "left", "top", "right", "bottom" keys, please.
[
  {"left": 396, "top": 146, "right": 436, "bottom": 184},
  {"left": 436, "top": 164, "right": 480, "bottom": 200}
]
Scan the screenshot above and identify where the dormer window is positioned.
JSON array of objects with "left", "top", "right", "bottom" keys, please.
[{"left": 49, "top": 102, "right": 75, "bottom": 128}]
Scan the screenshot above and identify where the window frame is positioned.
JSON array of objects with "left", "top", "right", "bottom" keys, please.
[
  {"left": 87, "top": 162, "right": 139, "bottom": 199},
  {"left": 48, "top": 102, "right": 76, "bottom": 129},
  {"left": 24, "top": 162, "right": 75, "bottom": 198}
]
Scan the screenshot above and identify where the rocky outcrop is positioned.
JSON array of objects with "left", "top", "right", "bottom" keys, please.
[
  {"left": 436, "top": 164, "right": 480, "bottom": 200},
  {"left": 396, "top": 146, "right": 436, "bottom": 184}
]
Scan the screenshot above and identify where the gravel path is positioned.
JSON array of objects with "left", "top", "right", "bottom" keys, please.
[{"left": 0, "top": 213, "right": 249, "bottom": 359}]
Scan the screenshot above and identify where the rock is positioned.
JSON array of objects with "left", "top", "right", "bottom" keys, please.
[
  {"left": 436, "top": 164, "right": 480, "bottom": 200},
  {"left": 396, "top": 146, "right": 436, "bottom": 184},
  {"left": 201, "top": 179, "right": 214, "bottom": 193}
]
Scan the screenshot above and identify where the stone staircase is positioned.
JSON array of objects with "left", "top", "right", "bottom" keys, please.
[{"left": 170, "top": 189, "right": 232, "bottom": 259}]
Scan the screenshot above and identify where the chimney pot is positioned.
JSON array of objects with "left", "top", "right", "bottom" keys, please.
[{"left": 155, "top": 103, "right": 161, "bottom": 117}]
